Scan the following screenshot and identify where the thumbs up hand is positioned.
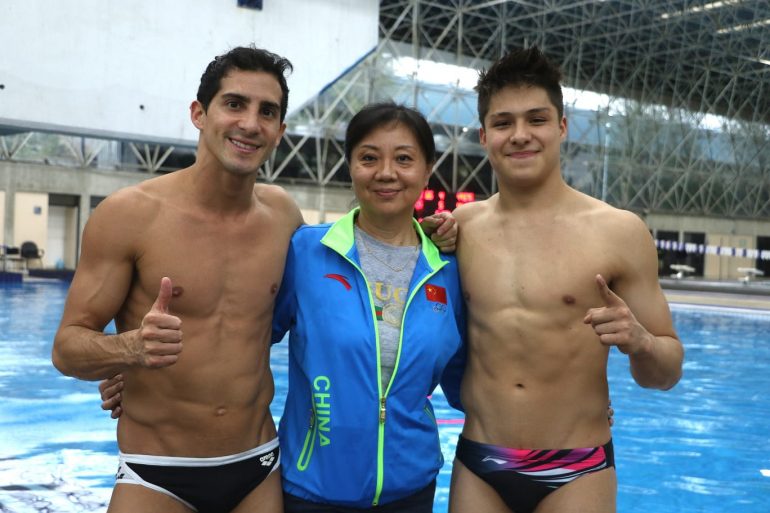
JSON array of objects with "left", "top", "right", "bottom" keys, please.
[
  {"left": 133, "top": 277, "right": 183, "bottom": 368},
  {"left": 583, "top": 274, "right": 651, "bottom": 356}
]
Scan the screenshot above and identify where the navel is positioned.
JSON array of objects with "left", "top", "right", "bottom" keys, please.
[
  {"left": 562, "top": 294, "right": 576, "bottom": 305},
  {"left": 172, "top": 286, "right": 184, "bottom": 297},
  {"left": 214, "top": 407, "right": 227, "bottom": 417},
  {"left": 464, "top": 291, "right": 471, "bottom": 302},
  {"left": 271, "top": 283, "right": 279, "bottom": 294}
]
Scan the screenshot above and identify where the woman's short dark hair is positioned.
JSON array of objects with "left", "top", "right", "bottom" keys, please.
[
  {"left": 345, "top": 102, "right": 435, "bottom": 164},
  {"left": 197, "top": 45, "right": 293, "bottom": 122}
]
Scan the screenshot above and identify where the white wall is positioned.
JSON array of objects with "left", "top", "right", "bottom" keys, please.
[
  {"left": 646, "top": 213, "right": 770, "bottom": 238},
  {"left": 13, "top": 192, "right": 48, "bottom": 258},
  {"left": 647, "top": 213, "right": 770, "bottom": 280},
  {"left": 0, "top": 191, "right": 4, "bottom": 248},
  {"left": 704, "top": 233, "right": 757, "bottom": 281},
  {"left": 47, "top": 205, "right": 79, "bottom": 269},
  {"left": 0, "top": 0, "right": 379, "bottom": 144}
]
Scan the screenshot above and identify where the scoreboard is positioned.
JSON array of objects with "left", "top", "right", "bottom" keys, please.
[{"left": 414, "top": 189, "right": 476, "bottom": 219}]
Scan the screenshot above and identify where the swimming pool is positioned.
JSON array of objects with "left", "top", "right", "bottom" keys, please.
[{"left": 1, "top": 280, "right": 769, "bottom": 512}]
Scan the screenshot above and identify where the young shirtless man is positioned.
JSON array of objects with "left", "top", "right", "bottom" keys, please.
[
  {"left": 449, "top": 47, "right": 684, "bottom": 513},
  {"left": 52, "top": 46, "right": 303, "bottom": 513}
]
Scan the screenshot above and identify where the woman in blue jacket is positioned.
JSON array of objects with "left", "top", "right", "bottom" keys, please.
[{"left": 273, "top": 102, "right": 465, "bottom": 512}]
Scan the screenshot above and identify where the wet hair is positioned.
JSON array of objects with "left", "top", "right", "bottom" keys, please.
[
  {"left": 196, "top": 45, "right": 293, "bottom": 121},
  {"left": 476, "top": 46, "right": 564, "bottom": 127},
  {"left": 344, "top": 102, "right": 435, "bottom": 164}
]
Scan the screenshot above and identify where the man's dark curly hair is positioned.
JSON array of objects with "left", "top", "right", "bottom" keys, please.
[{"left": 197, "top": 45, "right": 293, "bottom": 122}]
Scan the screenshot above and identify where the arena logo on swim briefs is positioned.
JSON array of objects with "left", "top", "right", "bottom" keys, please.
[{"left": 260, "top": 451, "right": 276, "bottom": 467}]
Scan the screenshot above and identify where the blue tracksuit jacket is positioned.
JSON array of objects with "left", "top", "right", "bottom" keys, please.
[{"left": 272, "top": 209, "right": 465, "bottom": 507}]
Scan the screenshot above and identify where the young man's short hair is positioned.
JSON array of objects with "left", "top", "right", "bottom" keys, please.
[{"left": 476, "top": 46, "right": 564, "bottom": 127}]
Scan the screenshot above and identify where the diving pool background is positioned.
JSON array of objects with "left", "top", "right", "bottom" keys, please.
[{"left": 0, "top": 281, "right": 768, "bottom": 512}]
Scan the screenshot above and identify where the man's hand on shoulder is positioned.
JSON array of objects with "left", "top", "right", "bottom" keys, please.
[{"left": 420, "top": 211, "right": 458, "bottom": 253}]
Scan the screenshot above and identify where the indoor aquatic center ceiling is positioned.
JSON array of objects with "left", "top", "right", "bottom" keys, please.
[
  {"left": 380, "top": 0, "right": 770, "bottom": 125},
  {"left": 278, "top": 0, "right": 770, "bottom": 218},
  {"left": 2, "top": 1, "right": 769, "bottom": 218}
]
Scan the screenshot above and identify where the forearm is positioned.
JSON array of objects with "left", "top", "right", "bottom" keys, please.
[
  {"left": 629, "top": 334, "right": 684, "bottom": 390},
  {"left": 52, "top": 326, "right": 139, "bottom": 381}
]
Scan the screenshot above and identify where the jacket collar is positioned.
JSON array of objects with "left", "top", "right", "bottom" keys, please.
[{"left": 320, "top": 207, "right": 447, "bottom": 270}]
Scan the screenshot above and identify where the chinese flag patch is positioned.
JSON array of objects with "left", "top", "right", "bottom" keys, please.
[{"left": 425, "top": 284, "right": 447, "bottom": 304}]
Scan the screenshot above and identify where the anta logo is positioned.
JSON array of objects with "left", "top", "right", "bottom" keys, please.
[
  {"left": 324, "top": 274, "right": 351, "bottom": 291},
  {"left": 260, "top": 451, "right": 276, "bottom": 467},
  {"left": 314, "top": 376, "right": 331, "bottom": 446}
]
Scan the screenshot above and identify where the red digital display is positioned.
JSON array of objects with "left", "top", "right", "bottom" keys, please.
[{"left": 415, "top": 189, "right": 475, "bottom": 220}]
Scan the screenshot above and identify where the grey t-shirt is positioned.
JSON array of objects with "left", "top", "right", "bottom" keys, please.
[{"left": 354, "top": 226, "right": 421, "bottom": 391}]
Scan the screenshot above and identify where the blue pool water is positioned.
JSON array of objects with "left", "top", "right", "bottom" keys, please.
[{"left": 1, "top": 280, "right": 769, "bottom": 512}]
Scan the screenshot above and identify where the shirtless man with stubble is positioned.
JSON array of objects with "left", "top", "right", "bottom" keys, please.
[
  {"left": 449, "top": 47, "right": 684, "bottom": 513},
  {"left": 52, "top": 46, "right": 302, "bottom": 513}
]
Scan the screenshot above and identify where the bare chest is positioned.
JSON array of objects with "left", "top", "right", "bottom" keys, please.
[
  {"left": 459, "top": 221, "right": 616, "bottom": 314},
  {"left": 130, "top": 213, "right": 294, "bottom": 319}
]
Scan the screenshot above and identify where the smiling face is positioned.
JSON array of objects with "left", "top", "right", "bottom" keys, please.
[
  {"left": 480, "top": 84, "right": 567, "bottom": 189},
  {"left": 350, "top": 122, "right": 433, "bottom": 226},
  {"left": 191, "top": 69, "right": 286, "bottom": 177}
]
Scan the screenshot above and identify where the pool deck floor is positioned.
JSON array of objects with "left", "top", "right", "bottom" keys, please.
[
  {"left": 663, "top": 290, "right": 770, "bottom": 310},
  {"left": 663, "top": 287, "right": 770, "bottom": 311}
]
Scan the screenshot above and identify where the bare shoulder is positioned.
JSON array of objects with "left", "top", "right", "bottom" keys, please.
[
  {"left": 576, "top": 194, "right": 659, "bottom": 280},
  {"left": 90, "top": 179, "right": 165, "bottom": 230},
  {"left": 253, "top": 183, "right": 303, "bottom": 228},
  {"left": 82, "top": 175, "right": 180, "bottom": 259},
  {"left": 580, "top": 194, "right": 650, "bottom": 242},
  {"left": 254, "top": 182, "right": 293, "bottom": 205},
  {"left": 454, "top": 195, "right": 494, "bottom": 225}
]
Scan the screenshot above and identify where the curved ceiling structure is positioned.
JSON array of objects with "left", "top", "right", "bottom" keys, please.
[
  {"left": 380, "top": 0, "right": 770, "bottom": 125},
  {"left": 278, "top": 0, "right": 770, "bottom": 218}
]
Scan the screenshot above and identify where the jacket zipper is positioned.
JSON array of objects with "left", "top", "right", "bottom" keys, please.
[
  {"left": 337, "top": 246, "right": 447, "bottom": 506},
  {"left": 341, "top": 256, "right": 389, "bottom": 505},
  {"left": 371, "top": 268, "right": 443, "bottom": 505},
  {"left": 296, "top": 407, "right": 317, "bottom": 471},
  {"left": 424, "top": 405, "right": 443, "bottom": 463}
]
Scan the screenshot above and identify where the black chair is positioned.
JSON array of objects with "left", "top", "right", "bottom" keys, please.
[
  {"left": 1, "top": 246, "right": 23, "bottom": 272},
  {"left": 20, "top": 241, "right": 45, "bottom": 269}
]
